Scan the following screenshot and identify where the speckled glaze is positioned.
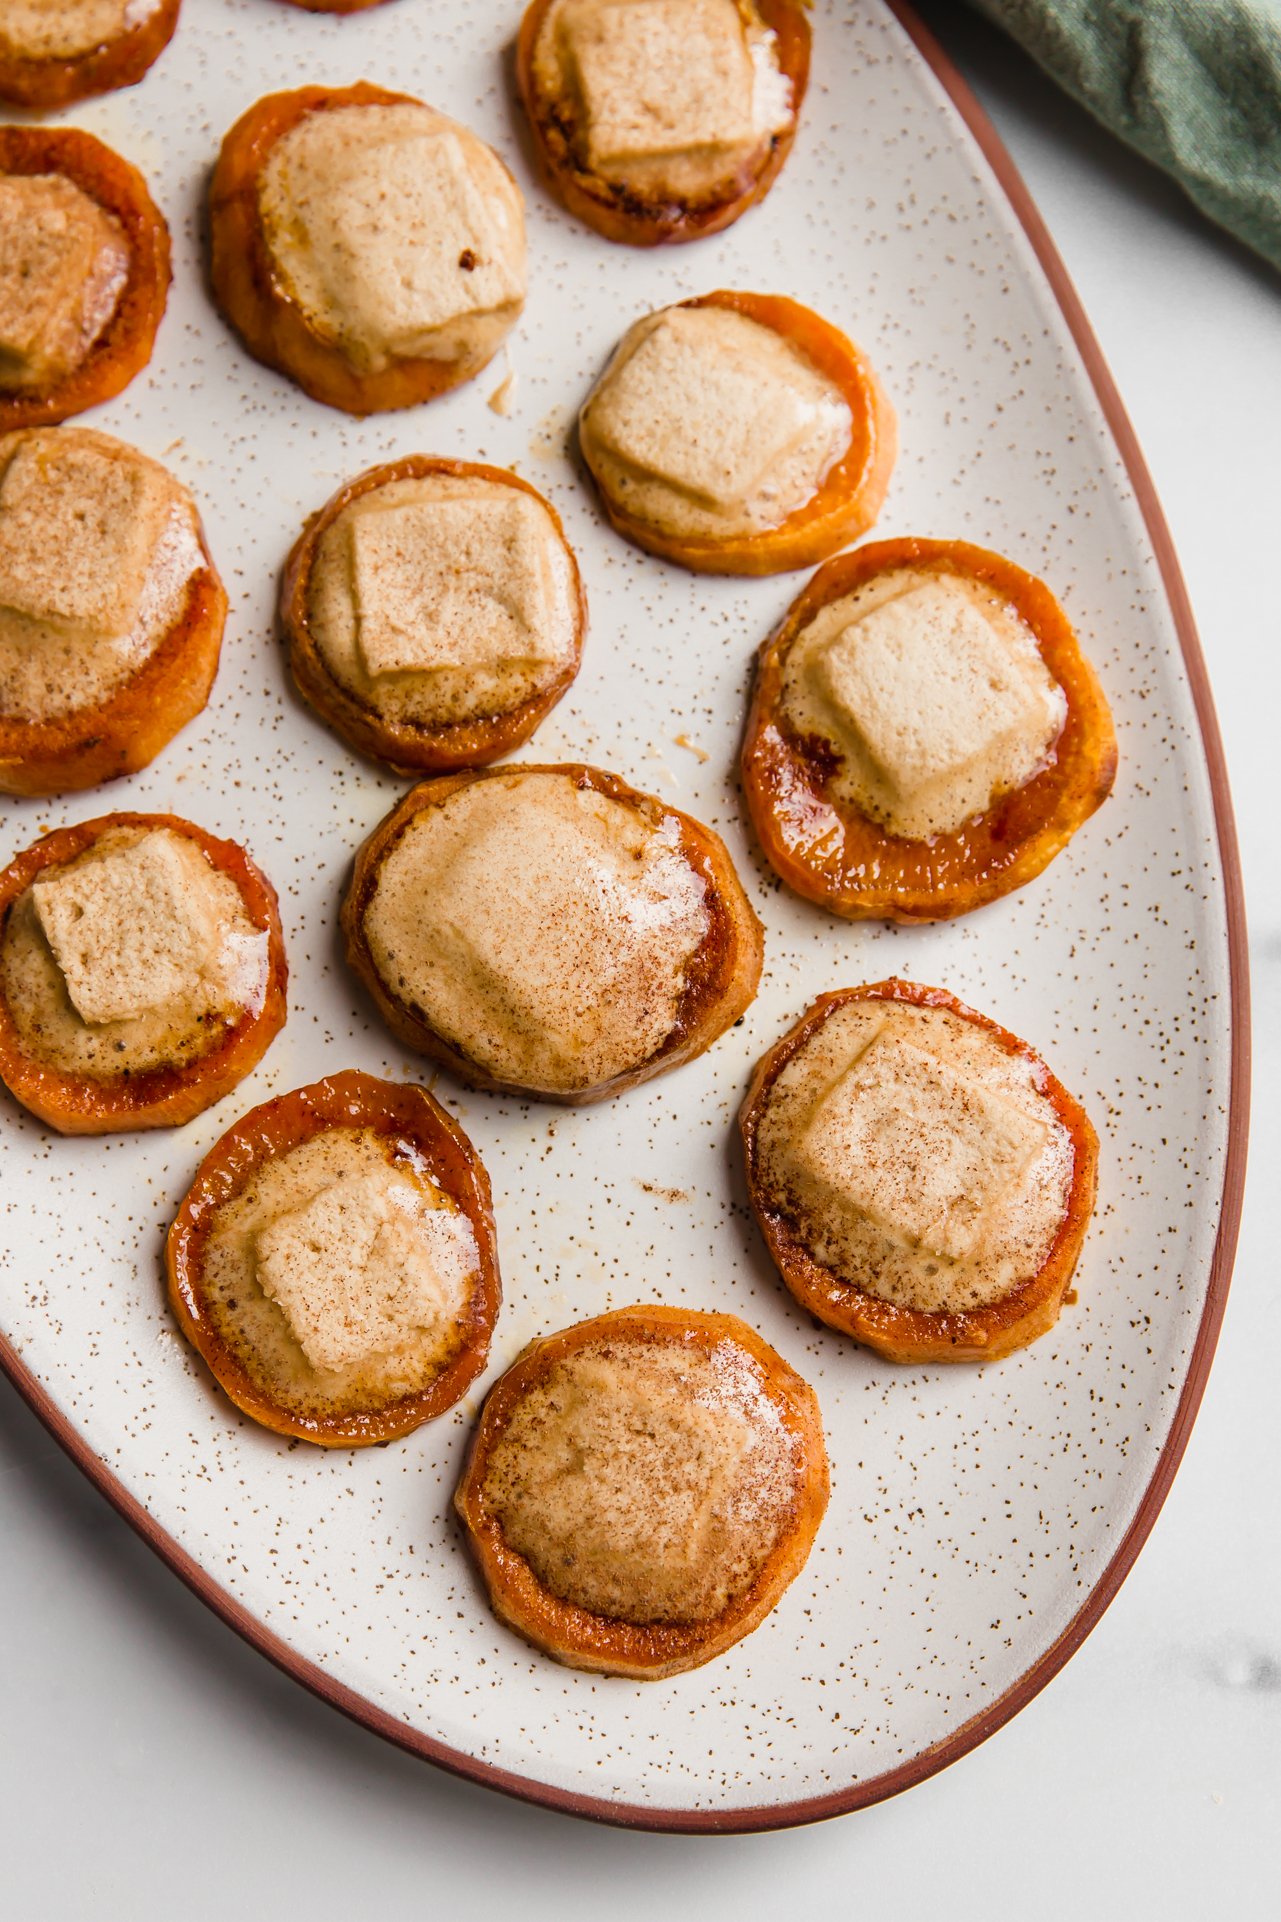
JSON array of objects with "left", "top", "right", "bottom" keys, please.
[{"left": 0, "top": 0, "right": 1246, "bottom": 1830}]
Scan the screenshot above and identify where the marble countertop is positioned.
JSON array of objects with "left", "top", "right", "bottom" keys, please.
[{"left": 1, "top": 7, "right": 1276, "bottom": 1915}]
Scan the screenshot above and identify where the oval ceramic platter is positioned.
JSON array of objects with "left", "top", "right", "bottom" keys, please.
[{"left": 0, "top": 0, "right": 1247, "bottom": 1832}]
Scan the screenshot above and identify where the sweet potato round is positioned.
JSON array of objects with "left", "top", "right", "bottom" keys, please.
[
  {"left": 740, "top": 980, "right": 1100, "bottom": 1364},
  {"left": 166, "top": 1070, "right": 501, "bottom": 1446},
  {"left": 209, "top": 83, "right": 524, "bottom": 416},
  {"left": 516, "top": 0, "right": 811, "bottom": 246},
  {"left": 0, "top": 0, "right": 181, "bottom": 109},
  {"left": 741, "top": 537, "right": 1118, "bottom": 919},
  {"left": 0, "top": 429, "right": 226, "bottom": 800},
  {"left": 0, "top": 126, "right": 171, "bottom": 434},
  {"left": 455, "top": 1305, "right": 829, "bottom": 1677},
  {"left": 0, "top": 812, "right": 287, "bottom": 1135},
  {"left": 581, "top": 291, "right": 896, "bottom": 576},
  {"left": 280, "top": 457, "right": 587, "bottom": 773},
  {"left": 340, "top": 763, "right": 765, "bottom": 1105}
]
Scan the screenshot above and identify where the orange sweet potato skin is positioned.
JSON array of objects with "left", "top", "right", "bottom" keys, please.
[
  {"left": 517, "top": 0, "right": 811, "bottom": 247},
  {"left": 0, "top": 0, "right": 181, "bottom": 108},
  {"left": 740, "top": 980, "right": 1100, "bottom": 1363},
  {"left": 741, "top": 537, "right": 1118, "bottom": 919},
  {"left": 0, "top": 813, "right": 287, "bottom": 1135},
  {"left": 455, "top": 1306, "right": 829, "bottom": 1676},
  {"left": 0, "top": 127, "right": 171, "bottom": 435}
]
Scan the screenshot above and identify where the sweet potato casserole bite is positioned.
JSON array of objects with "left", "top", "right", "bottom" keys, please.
[
  {"left": 342, "top": 763, "right": 763, "bottom": 1104},
  {"left": 517, "top": 0, "right": 811, "bottom": 245},
  {"left": 741, "top": 537, "right": 1118, "bottom": 918},
  {"left": 166, "top": 1071, "right": 501, "bottom": 1446},
  {"left": 209, "top": 83, "right": 526, "bottom": 415},
  {"left": 0, "top": 426, "right": 226, "bottom": 797},
  {"left": 741, "top": 981, "right": 1099, "bottom": 1364},
  {"left": 0, "top": 0, "right": 181, "bottom": 109},
  {"left": 0, "top": 126, "right": 170, "bottom": 433},
  {"left": 0, "top": 813, "right": 286, "bottom": 1134},
  {"left": 281, "top": 457, "right": 586, "bottom": 772},
  {"left": 455, "top": 1305, "right": 829, "bottom": 1676},
  {"left": 579, "top": 291, "right": 895, "bottom": 574}
]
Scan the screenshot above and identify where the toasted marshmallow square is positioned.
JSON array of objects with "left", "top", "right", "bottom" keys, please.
[
  {"left": 592, "top": 307, "right": 819, "bottom": 508},
  {"left": 562, "top": 0, "right": 756, "bottom": 167},
  {"left": 32, "top": 831, "right": 222, "bottom": 1027},
  {"left": 255, "top": 1170, "right": 471, "bottom": 1374},
  {"left": 0, "top": 2, "right": 130, "bottom": 62},
  {"left": 540, "top": 1353, "right": 753, "bottom": 1567},
  {"left": 350, "top": 492, "right": 558, "bottom": 678},
  {"left": 814, "top": 580, "right": 1054, "bottom": 810},
  {"left": 795, "top": 1029, "right": 1046, "bottom": 1262},
  {"left": 413, "top": 783, "right": 703, "bottom": 1052},
  {"left": 260, "top": 106, "right": 525, "bottom": 368},
  {"left": 0, "top": 177, "right": 116, "bottom": 385},
  {"left": 364, "top": 773, "right": 710, "bottom": 1094},
  {"left": 423, "top": 792, "right": 634, "bottom": 1032},
  {"left": 0, "top": 435, "right": 166, "bottom": 640},
  {"left": 314, "top": 132, "right": 522, "bottom": 351}
]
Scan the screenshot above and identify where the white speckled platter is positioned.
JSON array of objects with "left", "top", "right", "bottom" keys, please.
[{"left": 0, "top": 0, "right": 1247, "bottom": 1830}]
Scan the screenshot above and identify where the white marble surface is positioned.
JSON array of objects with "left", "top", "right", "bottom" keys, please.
[{"left": 1, "top": 5, "right": 1277, "bottom": 1913}]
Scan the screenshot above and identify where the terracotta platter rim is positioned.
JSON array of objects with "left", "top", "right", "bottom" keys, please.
[{"left": 0, "top": 0, "right": 1249, "bottom": 1833}]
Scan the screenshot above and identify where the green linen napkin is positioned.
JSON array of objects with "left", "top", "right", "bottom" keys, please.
[{"left": 966, "top": 0, "right": 1281, "bottom": 270}]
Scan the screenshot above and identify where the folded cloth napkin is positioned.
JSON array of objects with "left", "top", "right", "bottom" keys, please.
[{"left": 966, "top": 0, "right": 1281, "bottom": 269}]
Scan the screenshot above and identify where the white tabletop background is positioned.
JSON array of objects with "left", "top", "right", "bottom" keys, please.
[{"left": 2, "top": 5, "right": 1278, "bottom": 1914}]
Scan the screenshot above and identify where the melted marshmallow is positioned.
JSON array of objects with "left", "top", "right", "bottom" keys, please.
[
  {"left": 580, "top": 304, "right": 851, "bottom": 540},
  {"left": 307, "top": 471, "right": 579, "bottom": 729},
  {"left": 0, "top": 174, "right": 129, "bottom": 392},
  {"left": 0, "top": 1, "right": 148, "bottom": 61},
  {"left": 481, "top": 1333, "right": 798, "bottom": 1625},
  {"left": 756, "top": 997, "right": 1074, "bottom": 1314},
  {"left": 255, "top": 1164, "right": 474, "bottom": 1375},
  {"left": 781, "top": 569, "right": 1066, "bottom": 838},
  {"left": 0, "top": 429, "right": 167, "bottom": 638},
  {"left": 350, "top": 495, "right": 562, "bottom": 678},
  {"left": 361, "top": 771, "right": 710, "bottom": 1094},
  {"left": 258, "top": 102, "right": 525, "bottom": 375},
  {"left": 1, "top": 825, "right": 268, "bottom": 1078},
  {"left": 565, "top": 0, "right": 756, "bottom": 165},
  {"left": 197, "top": 1128, "right": 481, "bottom": 1419},
  {"left": 32, "top": 829, "right": 225, "bottom": 1026},
  {"left": 536, "top": 0, "right": 792, "bottom": 197},
  {"left": 794, "top": 1030, "right": 1047, "bottom": 1264}
]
